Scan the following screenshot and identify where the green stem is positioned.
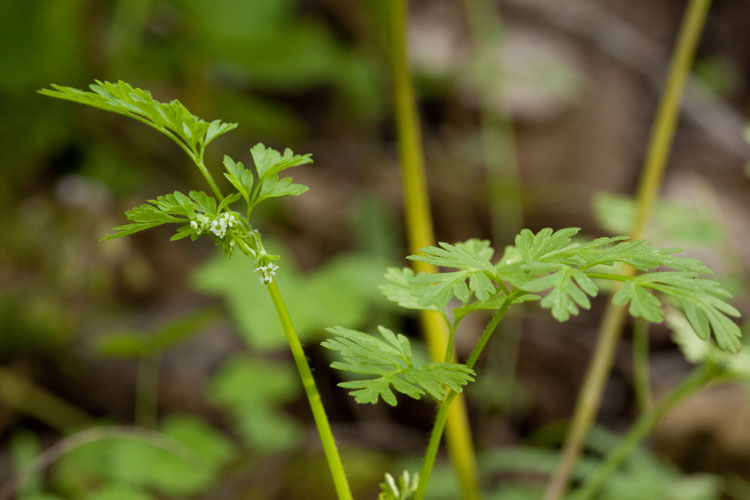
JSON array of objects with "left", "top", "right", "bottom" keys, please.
[
  {"left": 388, "top": 1, "right": 481, "bottom": 498},
  {"left": 266, "top": 282, "right": 352, "bottom": 500},
  {"left": 632, "top": 319, "right": 653, "bottom": 412},
  {"left": 444, "top": 321, "right": 459, "bottom": 363},
  {"left": 414, "top": 294, "right": 518, "bottom": 500},
  {"left": 196, "top": 158, "right": 225, "bottom": 202},
  {"left": 570, "top": 367, "right": 733, "bottom": 500},
  {"left": 543, "top": 2, "right": 711, "bottom": 499}
]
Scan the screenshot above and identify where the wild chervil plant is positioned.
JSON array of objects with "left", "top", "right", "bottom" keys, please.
[
  {"left": 39, "top": 80, "right": 353, "bottom": 500},
  {"left": 41, "top": 81, "right": 742, "bottom": 500}
]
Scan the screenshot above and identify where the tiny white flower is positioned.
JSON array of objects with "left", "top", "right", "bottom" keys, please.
[
  {"left": 190, "top": 220, "right": 198, "bottom": 229},
  {"left": 255, "top": 263, "right": 280, "bottom": 285}
]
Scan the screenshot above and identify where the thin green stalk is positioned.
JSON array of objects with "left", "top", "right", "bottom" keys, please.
[
  {"left": 570, "top": 367, "right": 736, "bottom": 500},
  {"left": 632, "top": 319, "right": 653, "bottom": 412},
  {"left": 388, "top": 1, "right": 480, "bottom": 498},
  {"left": 543, "top": 2, "right": 712, "bottom": 498},
  {"left": 266, "top": 282, "right": 353, "bottom": 500},
  {"left": 415, "top": 293, "right": 518, "bottom": 500},
  {"left": 196, "top": 158, "right": 225, "bottom": 202},
  {"left": 444, "top": 321, "right": 460, "bottom": 363}
]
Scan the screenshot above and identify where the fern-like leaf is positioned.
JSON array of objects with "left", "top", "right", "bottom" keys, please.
[
  {"left": 616, "top": 272, "right": 742, "bottom": 352},
  {"left": 380, "top": 267, "right": 439, "bottom": 311},
  {"left": 322, "top": 326, "right": 475, "bottom": 406},
  {"left": 406, "top": 239, "right": 498, "bottom": 308}
]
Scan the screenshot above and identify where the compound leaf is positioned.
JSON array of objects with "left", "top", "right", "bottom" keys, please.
[{"left": 322, "top": 326, "right": 475, "bottom": 406}]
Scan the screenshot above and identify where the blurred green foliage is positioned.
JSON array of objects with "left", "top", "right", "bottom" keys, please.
[
  {"left": 208, "top": 355, "right": 302, "bottom": 452},
  {"left": 193, "top": 242, "right": 391, "bottom": 350},
  {"left": 51, "top": 417, "right": 235, "bottom": 497}
]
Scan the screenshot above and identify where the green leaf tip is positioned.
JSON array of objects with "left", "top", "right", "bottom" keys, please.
[{"left": 39, "top": 81, "right": 237, "bottom": 159}]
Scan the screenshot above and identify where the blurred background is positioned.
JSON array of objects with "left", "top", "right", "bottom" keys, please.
[{"left": 1, "top": 0, "right": 749, "bottom": 499}]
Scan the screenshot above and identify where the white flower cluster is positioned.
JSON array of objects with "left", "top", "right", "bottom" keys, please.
[
  {"left": 256, "top": 263, "right": 279, "bottom": 285},
  {"left": 190, "top": 214, "right": 209, "bottom": 235},
  {"left": 209, "top": 212, "right": 236, "bottom": 238}
]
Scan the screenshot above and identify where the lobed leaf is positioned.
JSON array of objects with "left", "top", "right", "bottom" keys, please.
[
  {"left": 612, "top": 281, "right": 664, "bottom": 323},
  {"left": 380, "top": 267, "right": 439, "bottom": 311},
  {"left": 406, "top": 240, "right": 498, "bottom": 308},
  {"left": 521, "top": 267, "right": 598, "bottom": 321},
  {"left": 256, "top": 176, "right": 309, "bottom": 202},
  {"left": 223, "top": 155, "right": 254, "bottom": 205},
  {"left": 615, "top": 272, "right": 741, "bottom": 352},
  {"left": 667, "top": 308, "right": 750, "bottom": 378},
  {"left": 188, "top": 191, "right": 217, "bottom": 215},
  {"left": 322, "top": 326, "right": 475, "bottom": 406},
  {"left": 250, "top": 143, "right": 312, "bottom": 180},
  {"left": 514, "top": 227, "right": 581, "bottom": 262}
]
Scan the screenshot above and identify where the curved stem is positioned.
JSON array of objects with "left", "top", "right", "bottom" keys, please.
[
  {"left": 387, "top": 1, "right": 481, "bottom": 498},
  {"left": 542, "top": 2, "right": 712, "bottom": 498},
  {"left": 414, "top": 294, "right": 518, "bottom": 500},
  {"left": 266, "top": 282, "right": 353, "bottom": 500},
  {"left": 570, "top": 367, "right": 736, "bottom": 500}
]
